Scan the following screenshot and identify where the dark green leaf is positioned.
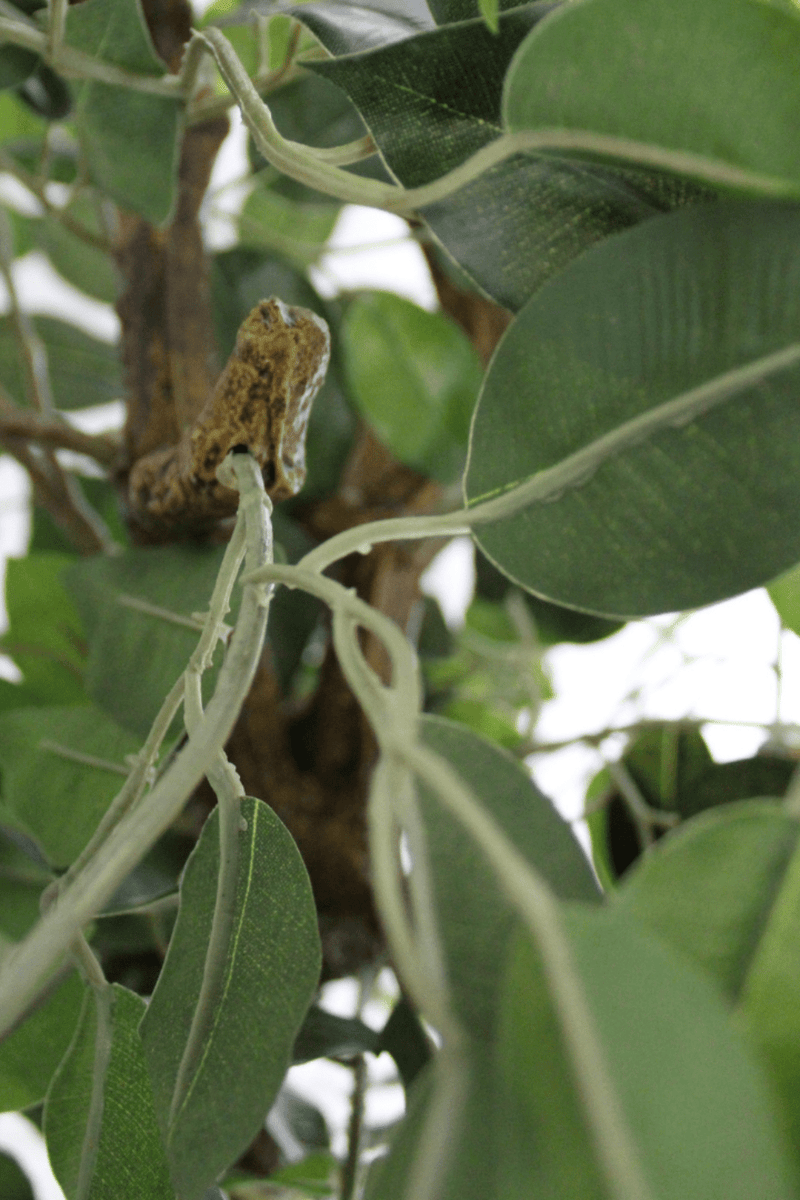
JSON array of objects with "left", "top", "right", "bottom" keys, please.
[
  {"left": 474, "top": 547, "right": 622, "bottom": 643},
  {"left": 0, "top": 969, "right": 83, "bottom": 1111},
  {"left": 428, "top": 0, "right": 529, "bottom": 21},
  {"left": 504, "top": 0, "right": 800, "bottom": 197},
  {"left": 595, "top": 728, "right": 794, "bottom": 879},
  {"left": 0, "top": 1153, "right": 34, "bottom": 1200},
  {"left": 16, "top": 61, "right": 71, "bottom": 121},
  {"left": 65, "top": 0, "right": 181, "bottom": 222},
  {"left": 292, "top": 1005, "right": 380, "bottom": 1064},
  {"left": 310, "top": 13, "right": 538, "bottom": 189},
  {"left": 290, "top": 2, "right": 432, "bottom": 53},
  {"left": 0, "top": 315, "right": 122, "bottom": 410},
  {"left": 376, "top": 995, "right": 433, "bottom": 1089},
  {"left": 341, "top": 291, "right": 482, "bottom": 482},
  {"left": 36, "top": 317, "right": 122, "bottom": 410},
  {"left": 0, "top": 46, "right": 39, "bottom": 90},
  {"left": 418, "top": 714, "right": 599, "bottom": 1035},
  {"left": 0, "top": 830, "right": 51, "bottom": 940},
  {"left": 1, "top": 552, "right": 87, "bottom": 705},
  {"left": 467, "top": 201, "right": 800, "bottom": 616},
  {"left": 140, "top": 797, "right": 321, "bottom": 1200},
  {"left": 65, "top": 543, "right": 234, "bottom": 738},
  {"left": 44, "top": 984, "right": 174, "bottom": 1200},
  {"left": 0, "top": 704, "right": 138, "bottom": 867},
  {"left": 40, "top": 199, "right": 120, "bottom": 304}
]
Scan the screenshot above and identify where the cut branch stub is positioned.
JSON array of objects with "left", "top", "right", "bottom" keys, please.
[{"left": 127, "top": 298, "right": 331, "bottom": 532}]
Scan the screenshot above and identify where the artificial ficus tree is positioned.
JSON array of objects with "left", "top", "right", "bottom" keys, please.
[{"left": 0, "top": 0, "right": 800, "bottom": 1198}]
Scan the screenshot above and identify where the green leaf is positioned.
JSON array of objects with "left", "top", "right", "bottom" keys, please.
[
  {"left": 428, "top": 0, "right": 527, "bottom": 21},
  {"left": 0, "top": 831, "right": 51, "bottom": 940},
  {"left": 65, "top": 0, "right": 181, "bottom": 223},
  {"left": 615, "top": 799, "right": 800, "bottom": 1166},
  {"left": 40, "top": 199, "right": 120, "bottom": 303},
  {"left": 44, "top": 984, "right": 174, "bottom": 1200},
  {"left": 496, "top": 909, "right": 799, "bottom": 1200},
  {"left": 238, "top": 183, "right": 339, "bottom": 268},
  {"left": 474, "top": 547, "right": 622, "bottom": 644},
  {"left": 1, "top": 552, "right": 87, "bottom": 705},
  {"left": 0, "top": 315, "right": 122, "bottom": 410},
  {"left": 736, "top": 825, "right": 800, "bottom": 1171},
  {"left": 769, "top": 559, "right": 800, "bottom": 638},
  {"left": 312, "top": 7, "right": 709, "bottom": 311},
  {"left": 0, "top": 46, "right": 39, "bottom": 90},
  {"left": 478, "top": 0, "right": 499, "bottom": 33},
  {"left": 290, "top": 3, "right": 432, "bottom": 54},
  {"left": 0, "top": 704, "right": 138, "bottom": 867},
  {"left": 592, "top": 728, "right": 794, "bottom": 880},
  {"left": 65, "top": 543, "right": 235, "bottom": 738},
  {"left": 341, "top": 291, "right": 482, "bottom": 482},
  {"left": 614, "top": 801, "right": 800, "bottom": 1000},
  {"left": 0, "top": 89, "right": 45, "bottom": 144},
  {"left": 0, "top": 1152, "right": 34, "bottom": 1200},
  {"left": 0, "top": 969, "right": 83, "bottom": 1111},
  {"left": 418, "top": 714, "right": 599, "bottom": 1035},
  {"left": 503, "top": 0, "right": 800, "bottom": 198},
  {"left": 37, "top": 317, "right": 122, "bottom": 410},
  {"left": 140, "top": 797, "right": 321, "bottom": 1200},
  {"left": 467, "top": 201, "right": 800, "bottom": 617},
  {"left": 292, "top": 1005, "right": 380, "bottom": 1064}
]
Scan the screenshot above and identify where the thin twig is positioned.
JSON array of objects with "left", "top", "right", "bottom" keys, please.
[
  {"left": 0, "top": 433, "right": 111, "bottom": 554},
  {"left": 341, "top": 1056, "right": 368, "bottom": 1200},
  {"left": 0, "top": 406, "right": 120, "bottom": 466}
]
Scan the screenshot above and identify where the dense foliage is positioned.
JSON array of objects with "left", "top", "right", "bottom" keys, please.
[{"left": 1, "top": 0, "right": 800, "bottom": 1197}]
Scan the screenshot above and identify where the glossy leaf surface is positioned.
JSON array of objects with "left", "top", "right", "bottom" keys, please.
[
  {"left": 140, "top": 797, "right": 321, "bottom": 1200},
  {"left": 467, "top": 202, "right": 800, "bottom": 616}
]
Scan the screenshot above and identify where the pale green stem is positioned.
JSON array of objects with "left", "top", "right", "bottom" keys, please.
[
  {"left": 38, "top": 741, "right": 130, "bottom": 776},
  {"left": 262, "top": 339, "right": 800, "bottom": 577},
  {"left": 397, "top": 739, "right": 655, "bottom": 1200},
  {"left": 168, "top": 455, "right": 271, "bottom": 1133},
  {"left": 197, "top": 29, "right": 399, "bottom": 208},
  {"left": 116, "top": 593, "right": 207, "bottom": 633},
  {"left": 76, "top": 984, "right": 112, "bottom": 1198},
  {"left": 46, "top": 0, "right": 67, "bottom": 63},
  {"left": 0, "top": 16, "right": 182, "bottom": 94},
  {"left": 400, "top": 1044, "right": 468, "bottom": 1200},
  {"left": 190, "top": 30, "right": 797, "bottom": 213},
  {"left": 0, "top": 458, "right": 272, "bottom": 1036}
]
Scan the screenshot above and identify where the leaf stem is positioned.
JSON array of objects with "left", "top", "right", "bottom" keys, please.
[
  {"left": 0, "top": 456, "right": 272, "bottom": 1036},
  {"left": 0, "top": 16, "right": 183, "bottom": 94},
  {"left": 244, "top": 339, "right": 800, "bottom": 579}
]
